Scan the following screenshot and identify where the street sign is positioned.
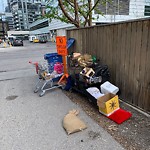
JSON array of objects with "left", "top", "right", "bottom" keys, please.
[{"left": 56, "top": 36, "right": 67, "bottom": 56}]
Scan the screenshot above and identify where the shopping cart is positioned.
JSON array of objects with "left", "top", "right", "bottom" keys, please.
[
  {"left": 29, "top": 53, "right": 64, "bottom": 97},
  {"left": 29, "top": 38, "right": 75, "bottom": 97}
]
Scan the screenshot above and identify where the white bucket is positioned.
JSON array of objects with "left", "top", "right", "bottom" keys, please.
[{"left": 100, "top": 81, "right": 119, "bottom": 95}]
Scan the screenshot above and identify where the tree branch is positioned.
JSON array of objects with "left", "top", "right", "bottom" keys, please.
[
  {"left": 66, "top": 0, "right": 87, "bottom": 21},
  {"left": 87, "top": 0, "right": 100, "bottom": 17},
  {"left": 46, "top": 0, "right": 103, "bottom": 28},
  {"left": 88, "top": 0, "right": 92, "bottom": 26},
  {"left": 58, "top": 0, "right": 79, "bottom": 27},
  {"left": 74, "top": 0, "right": 80, "bottom": 26}
]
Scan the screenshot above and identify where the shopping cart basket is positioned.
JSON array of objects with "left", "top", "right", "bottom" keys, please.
[{"left": 29, "top": 56, "right": 64, "bottom": 97}]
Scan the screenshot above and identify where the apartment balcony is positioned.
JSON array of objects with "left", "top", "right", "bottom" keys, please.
[
  {"left": 28, "top": 18, "right": 33, "bottom": 22},
  {"left": 14, "top": 18, "right": 19, "bottom": 21},
  {"left": 14, "top": 24, "right": 19, "bottom": 27},
  {"left": 10, "top": 0, "right": 17, "bottom": 3},
  {"left": 34, "top": 0, "right": 41, "bottom": 4},
  {"left": 10, "top": 0, "right": 18, "bottom": 6},
  {"left": 14, "top": 20, "right": 19, "bottom": 22},
  {"left": 35, "top": 12, "right": 41, "bottom": 15},
  {"left": 14, "top": 21, "right": 19, "bottom": 25},
  {"left": 28, "top": 15, "right": 33, "bottom": 18},
  {"left": 13, "top": 13, "right": 18, "bottom": 16}
]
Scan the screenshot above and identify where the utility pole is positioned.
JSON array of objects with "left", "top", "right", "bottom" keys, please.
[
  {"left": 1, "top": 15, "right": 5, "bottom": 40},
  {"left": 2, "top": 21, "right": 5, "bottom": 40}
]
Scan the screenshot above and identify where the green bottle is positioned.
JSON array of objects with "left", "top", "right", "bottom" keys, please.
[{"left": 92, "top": 56, "right": 96, "bottom": 63}]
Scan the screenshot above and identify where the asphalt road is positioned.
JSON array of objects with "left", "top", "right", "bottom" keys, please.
[{"left": 0, "top": 41, "right": 124, "bottom": 150}]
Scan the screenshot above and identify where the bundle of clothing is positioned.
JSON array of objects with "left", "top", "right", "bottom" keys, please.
[{"left": 70, "top": 53, "right": 94, "bottom": 68}]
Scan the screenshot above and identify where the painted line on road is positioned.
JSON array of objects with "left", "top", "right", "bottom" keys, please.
[
  {"left": 0, "top": 77, "right": 18, "bottom": 82},
  {"left": 0, "top": 75, "right": 37, "bottom": 82},
  {"left": 0, "top": 69, "right": 37, "bottom": 81},
  {"left": 0, "top": 68, "right": 33, "bottom": 73}
]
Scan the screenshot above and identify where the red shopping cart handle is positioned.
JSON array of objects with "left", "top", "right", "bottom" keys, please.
[{"left": 29, "top": 61, "right": 39, "bottom": 74}]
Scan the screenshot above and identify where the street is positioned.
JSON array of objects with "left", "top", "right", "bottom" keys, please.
[
  {"left": 0, "top": 41, "right": 56, "bottom": 80},
  {"left": 0, "top": 41, "right": 124, "bottom": 150}
]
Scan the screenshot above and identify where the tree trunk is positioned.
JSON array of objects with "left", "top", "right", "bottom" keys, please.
[
  {"left": 74, "top": 0, "right": 80, "bottom": 27},
  {"left": 88, "top": 0, "right": 92, "bottom": 26}
]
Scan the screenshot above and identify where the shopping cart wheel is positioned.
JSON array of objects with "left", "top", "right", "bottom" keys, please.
[
  {"left": 60, "top": 84, "right": 66, "bottom": 90},
  {"left": 39, "top": 90, "right": 45, "bottom": 97},
  {"left": 69, "top": 88, "right": 73, "bottom": 93},
  {"left": 34, "top": 88, "right": 39, "bottom": 93},
  {"left": 49, "top": 80, "right": 53, "bottom": 88}
]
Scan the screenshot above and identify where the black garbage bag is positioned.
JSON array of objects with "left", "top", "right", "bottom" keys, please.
[{"left": 93, "top": 64, "right": 110, "bottom": 83}]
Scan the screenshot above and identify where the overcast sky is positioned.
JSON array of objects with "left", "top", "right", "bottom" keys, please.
[{"left": 0, "top": 0, "right": 7, "bottom": 13}]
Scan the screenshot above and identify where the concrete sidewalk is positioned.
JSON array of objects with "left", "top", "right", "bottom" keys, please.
[{"left": 0, "top": 75, "right": 124, "bottom": 150}]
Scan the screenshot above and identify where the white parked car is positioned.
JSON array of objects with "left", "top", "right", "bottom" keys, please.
[{"left": 29, "top": 36, "right": 36, "bottom": 42}]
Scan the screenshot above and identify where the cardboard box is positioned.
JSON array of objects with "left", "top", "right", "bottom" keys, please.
[
  {"left": 97, "top": 93, "right": 119, "bottom": 116},
  {"left": 80, "top": 67, "right": 95, "bottom": 78}
]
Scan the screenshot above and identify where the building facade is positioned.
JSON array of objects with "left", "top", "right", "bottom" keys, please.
[
  {"left": 29, "top": 18, "right": 74, "bottom": 41},
  {"left": 5, "top": 13, "right": 14, "bottom": 30},
  {"left": 29, "top": 0, "right": 150, "bottom": 41},
  {"left": 0, "top": 12, "right": 14, "bottom": 31},
  {"left": 8, "top": 0, "right": 46, "bottom": 30},
  {"left": 0, "top": 0, "right": 5, "bottom": 13},
  {"left": 0, "top": 18, "right": 9, "bottom": 39},
  {"left": 29, "top": 18, "right": 51, "bottom": 41},
  {"left": 93, "top": 0, "right": 150, "bottom": 23}
]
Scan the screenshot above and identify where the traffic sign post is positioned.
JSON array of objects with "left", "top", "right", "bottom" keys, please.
[
  {"left": 56, "top": 36, "right": 69, "bottom": 84},
  {"left": 56, "top": 36, "right": 68, "bottom": 56}
]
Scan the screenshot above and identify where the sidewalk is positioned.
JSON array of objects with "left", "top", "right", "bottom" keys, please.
[{"left": 0, "top": 75, "right": 124, "bottom": 150}]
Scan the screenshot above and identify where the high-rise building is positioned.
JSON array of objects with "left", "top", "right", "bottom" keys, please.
[
  {"left": 5, "top": 13, "right": 14, "bottom": 30},
  {"left": 0, "top": 13, "right": 9, "bottom": 39},
  {"left": 6, "top": 0, "right": 11, "bottom": 12},
  {"left": 93, "top": 0, "right": 150, "bottom": 23},
  {"left": 8, "top": 0, "right": 46, "bottom": 30},
  {"left": 0, "top": 0, "right": 5, "bottom": 12},
  {"left": 0, "top": 12, "right": 14, "bottom": 31}
]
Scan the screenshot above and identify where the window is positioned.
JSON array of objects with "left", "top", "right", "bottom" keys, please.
[
  {"left": 95, "top": 0, "right": 129, "bottom": 15},
  {"left": 144, "top": 6, "right": 150, "bottom": 16}
]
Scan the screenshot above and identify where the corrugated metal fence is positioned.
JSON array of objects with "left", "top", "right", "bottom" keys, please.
[{"left": 67, "top": 18, "right": 150, "bottom": 113}]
